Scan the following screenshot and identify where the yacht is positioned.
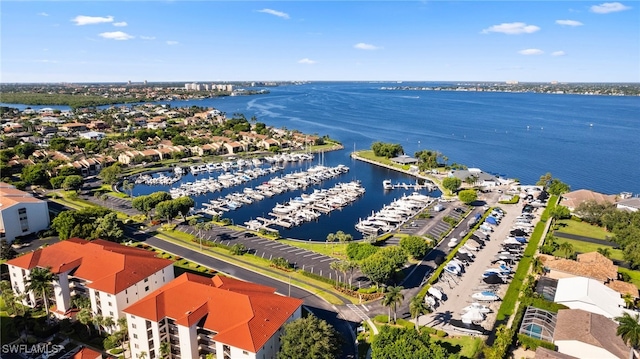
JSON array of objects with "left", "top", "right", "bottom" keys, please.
[{"left": 382, "top": 179, "right": 393, "bottom": 190}]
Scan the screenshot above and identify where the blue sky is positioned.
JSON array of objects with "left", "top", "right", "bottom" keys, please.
[{"left": 1, "top": 1, "right": 638, "bottom": 83}]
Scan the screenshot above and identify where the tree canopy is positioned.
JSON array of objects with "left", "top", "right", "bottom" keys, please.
[
  {"left": 536, "top": 172, "right": 570, "bottom": 195},
  {"left": 442, "top": 177, "right": 462, "bottom": 193},
  {"left": 371, "top": 142, "right": 404, "bottom": 158},
  {"left": 458, "top": 189, "right": 477, "bottom": 204},
  {"left": 371, "top": 326, "right": 451, "bottom": 359},
  {"left": 399, "top": 236, "right": 429, "bottom": 259},
  {"left": 278, "top": 315, "right": 343, "bottom": 359}
]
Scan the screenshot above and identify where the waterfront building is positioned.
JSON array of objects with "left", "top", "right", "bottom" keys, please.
[
  {"left": 5, "top": 238, "right": 174, "bottom": 332},
  {"left": 560, "top": 189, "right": 618, "bottom": 212},
  {"left": 124, "top": 273, "right": 303, "bottom": 359},
  {"left": 0, "top": 182, "right": 50, "bottom": 243}
]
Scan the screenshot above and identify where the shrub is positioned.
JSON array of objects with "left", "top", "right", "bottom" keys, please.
[
  {"left": 270, "top": 257, "right": 293, "bottom": 270},
  {"left": 374, "top": 314, "right": 389, "bottom": 323},
  {"left": 499, "top": 195, "right": 520, "bottom": 204},
  {"left": 395, "top": 318, "right": 414, "bottom": 330},
  {"left": 301, "top": 270, "right": 336, "bottom": 286},
  {"left": 358, "top": 287, "right": 379, "bottom": 294},
  {"left": 346, "top": 242, "right": 379, "bottom": 261},
  {"left": 103, "top": 336, "right": 118, "bottom": 350},
  {"left": 400, "top": 235, "right": 429, "bottom": 259},
  {"left": 517, "top": 334, "right": 556, "bottom": 351},
  {"left": 229, "top": 243, "right": 247, "bottom": 255}
]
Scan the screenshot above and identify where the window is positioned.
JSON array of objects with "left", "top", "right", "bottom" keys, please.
[
  {"left": 243, "top": 351, "right": 248, "bottom": 355},
  {"left": 144, "top": 278, "right": 149, "bottom": 283},
  {"left": 134, "top": 344, "right": 139, "bottom": 349},
  {"left": 18, "top": 208, "right": 28, "bottom": 232},
  {"left": 109, "top": 311, "right": 114, "bottom": 316},
  {"left": 132, "top": 323, "right": 137, "bottom": 329},
  {"left": 133, "top": 334, "right": 138, "bottom": 339},
  {"left": 145, "top": 286, "right": 149, "bottom": 291},
  {"left": 126, "top": 298, "right": 129, "bottom": 304},
  {"left": 12, "top": 273, "right": 16, "bottom": 277},
  {"left": 108, "top": 302, "right": 112, "bottom": 306}
]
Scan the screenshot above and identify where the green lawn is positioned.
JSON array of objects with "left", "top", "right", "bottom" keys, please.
[
  {"left": 618, "top": 267, "right": 640, "bottom": 289},
  {"left": 278, "top": 239, "right": 348, "bottom": 259},
  {"left": 554, "top": 219, "right": 610, "bottom": 240},
  {"left": 435, "top": 336, "right": 483, "bottom": 359},
  {"left": 553, "top": 238, "right": 624, "bottom": 261}
]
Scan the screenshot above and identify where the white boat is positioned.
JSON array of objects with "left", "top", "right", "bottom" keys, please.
[
  {"left": 462, "top": 302, "right": 492, "bottom": 314},
  {"left": 383, "top": 179, "right": 393, "bottom": 190},
  {"left": 447, "top": 238, "right": 459, "bottom": 248},
  {"left": 427, "top": 286, "right": 443, "bottom": 301},
  {"left": 471, "top": 291, "right": 500, "bottom": 302}
]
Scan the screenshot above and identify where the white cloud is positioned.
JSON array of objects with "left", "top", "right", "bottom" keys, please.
[
  {"left": 72, "top": 15, "right": 114, "bottom": 26},
  {"left": 257, "top": 8, "right": 290, "bottom": 19},
  {"left": 354, "top": 42, "right": 382, "bottom": 50},
  {"left": 518, "top": 48, "right": 544, "bottom": 55},
  {"left": 140, "top": 36, "right": 156, "bottom": 40},
  {"left": 38, "top": 12, "right": 49, "bottom": 17},
  {"left": 298, "top": 58, "right": 316, "bottom": 64},
  {"left": 166, "top": 41, "right": 179, "bottom": 45},
  {"left": 113, "top": 22, "right": 128, "bottom": 27},
  {"left": 555, "top": 19, "right": 583, "bottom": 26},
  {"left": 551, "top": 51, "right": 566, "bottom": 56},
  {"left": 590, "top": 2, "right": 631, "bottom": 13},
  {"left": 98, "top": 31, "right": 134, "bottom": 40},
  {"left": 481, "top": 22, "right": 540, "bottom": 35}
]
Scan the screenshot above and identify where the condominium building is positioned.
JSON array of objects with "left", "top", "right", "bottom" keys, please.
[
  {"left": 123, "top": 273, "right": 303, "bottom": 359},
  {"left": 6, "top": 238, "right": 174, "bottom": 332},
  {"left": 0, "top": 182, "right": 50, "bottom": 243}
]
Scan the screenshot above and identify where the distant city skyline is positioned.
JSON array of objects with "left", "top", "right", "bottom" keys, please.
[{"left": 1, "top": 1, "right": 638, "bottom": 83}]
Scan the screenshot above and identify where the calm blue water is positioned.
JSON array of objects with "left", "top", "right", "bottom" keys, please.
[{"left": 3, "top": 82, "right": 639, "bottom": 239}]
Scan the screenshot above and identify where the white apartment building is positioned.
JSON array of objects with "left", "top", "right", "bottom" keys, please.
[
  {"left": 0, "top": 182, "right": 50, "bottom": 243},
  {"left": 124, "top": 273, "right": 303, "bottom": 359},
  {"left": 6, "top": 238, "right": 174, "bottom": 333}
]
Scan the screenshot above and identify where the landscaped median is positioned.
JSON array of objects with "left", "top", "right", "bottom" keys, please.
[{"left": 147, "top": 229, "right": 352, "bottom": 305}]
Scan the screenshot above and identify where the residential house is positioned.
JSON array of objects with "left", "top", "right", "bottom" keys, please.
[
  {"left": 79, "top": 131, "right": 106, "bottom": 140},
  {"left": 61, "top": 123, "right": 89, "bottom": 132},
  {"left": 560, "top": 189, "right": 617, "bottom": 212},
  {"left": 0, "top": 182, "right": 50, "bottom": 243},
  {"left": 553, "top": 276, "right": 634, "bottom": 319},
  {"left": 553, "top": 309, "right": 631, "bottom": 359},
  {"left": 5, "top": 238, "right": 174, "bottom": 332},
  {"left": 616, "top": 197, "right": 640, "bottom": 212},
  {"left": 223, "top": 141, "right": 245, "bottom": 155},
  {"left": 123, "top": 273, "right": 303, "bottom": 359}
]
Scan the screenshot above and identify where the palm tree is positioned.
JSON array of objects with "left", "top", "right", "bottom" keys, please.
[
  {"left": 383, "top": 286, "right": 404, "bottom": 324},
  {"left": 76, "top": 308, "right": 93, "bottom": 335},
  {"left": 531, "top": 256, "right": 544, "bottom": 275},
  {"left": 93, "top": 314, "right": 104, "bottom": 335},
  {"left": 326, "top": 233, "right": 336, "bottom": 251},
  {"left": 597, "top": 247, "right": 612, "bottom": 259},
  {"left": 622, "top": 293, "right": 636, "bottom": 309},
  {"left": 409, "top": 296, "right": 429, "bottom": 330},
  {"left": 195, "top": 222, "right": 205, "bottom": 250},
  {"left": 159, "top": 341, "right": 171, "bottom": 359},
  {"left": 615, "top": 312, "right": 640, "bottom": 359},
  {"left": 102, "top": 316, "right": 116, "bottom": 333},
  {"left": 25, "top": 267, "right": 58, "bottom": 318},
  {"left": 122, "top": 180, "right": 134, "bottom": 198},
  {"left": 137, "top": 351, "right": 148, "bottom": 359},
  {"left": 558, "top": 242, "right": 574, "bottom": 259},
  {"left": 329, "top": 261, "right": 341, "bottom": 284}
]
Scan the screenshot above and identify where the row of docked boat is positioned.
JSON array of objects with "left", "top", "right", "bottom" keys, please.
[
  {"left": 135, "top": 173, "right": 182, "bottom": 186},
  {"left": 169, "top": 166, "right": 284, "bottom": 198},
  {"left": 263, "top": 152, "right": 314, "bottom": 163},
  {"left": 188, "top": 158, "right": 265, "bottom": 174},
  {"left": 354, "top": 192, "right": 434, "bottom": 235},
  {"left": 382, "top": 179, "right": 436, "bottom": 191},
  {"left": 198, "top": 164, "right": 350, "bottom": 215},
  {"left": 246, "top": 180, "right": 365, "bottom": 230}
]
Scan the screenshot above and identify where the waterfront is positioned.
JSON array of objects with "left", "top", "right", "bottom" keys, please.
[{"left": 7, "top": 82, "right": 636, "bottom": 194}]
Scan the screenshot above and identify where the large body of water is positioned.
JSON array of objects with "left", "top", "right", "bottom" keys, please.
[{"left": 4, "top": 82, "right": 639, "bottom": 240}]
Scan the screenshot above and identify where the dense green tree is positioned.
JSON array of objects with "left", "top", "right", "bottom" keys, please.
[
  {"left": 574, "top": 200, "right": 615, "bottom": 225},
  {"left": 371, "top": 326, "right": 450, "bottom": 359},
  {"left": 0, "top": 238, "right": 18, "bottom": 260},
  {"left": 51, "top": 211, "right": 77, "bottom": 240},
  {"left": 94, "top": 213, "right": 124, "bottom": 242},
  {"left": 399, "top": 236, "right": 429, "bottom": 259},
  {"left": 0, "top": 148, "right": 16, "bottom": 162},
  {"left": 360, "top": 246, "right": 407, "bottom": 287},
  {"left": 21, "top": 163, "right": 49, "bottom": 186},
  {"left": 458, "top": 189, "right": 478, "bottom": 204},
  {"left": 49, "top": 137, "right": 70, "bottom": 151},
  {"left": 278, "top": 315, "right": 343, "bottom": 359},
  {"left": 414, "top": 150, "right": 442, "bottom": 170},
  {"left": 371, "top": 142, "right": 404, "bottom": 158},
  {"left": 174, "top": 196, "right": 195, "bottom": 220},
  {"left": 442, "top": 177, "right": 462, "bottom": 193},
  {"left": 51, "top": 207, "right": 111, "bottom": 240},
  {"left": 26, "top": 267, "right": 58, "bottom": 318},
  {"left": 346, "top": 242, "right": 379, "bottom": 261},
  {"left": 14, "top": 142, "right": 37, "bottom": 158},
  {"left": 76, "top": 308, "right": 93, "bottom": 335},
  {"left": 597, "top": 247, "right": 612, "bottom": 259},
  {"left": 536, "top": 172, "right": 570, "bottom": 195},
  {"left": 62, "top": 175, "right": 84, "bottom": 192},
  {"left": 155, "top": 200, "right": 179, "bottom": 222},
  {"left": 99, "top": 163, "right": 122, "bottom": 185},
  {"left": 58, "top": 166, "right": 80, "bottom": 177}
]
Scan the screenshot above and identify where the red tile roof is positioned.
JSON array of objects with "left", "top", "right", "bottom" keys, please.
[
  {"left": 71, "top": 347, "right": 102, "bottom": 359},
  {"left": 6, "top": 238, "right": 173, "bottom": 294},
  {"left": 124, "top": 273, "right": 303, "bottom": 353}
]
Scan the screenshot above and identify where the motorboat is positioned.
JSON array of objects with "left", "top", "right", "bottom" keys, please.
[
  {"left": 444, "top": 263, "right": 461, "bottom": 276},
  {"left": 461, "top": 308, "right": 485, "bottom": 324},
  {"left": 383, "top": 179, "right": 393, "bottom": 190},
  {"left": 449, "top": 319, "right": 490, "bottom": 336},
  {"left": 428, "top": 286, "right": 443, "bottom": 301},
  {"left": 503, "top": 237, "right": 523, "bottom": 245},
  {"left": 425, "top": 295, "right": 437, "bottom": 308},
  {"left": 464, "top": 242, "right": 480, "bottom": 252},
  {"left": 472, "top": 291, "right": 500, "bottom": 302},
  {"left": 462, "top": 302, "right": 492, "bottom": 314},
  {"left": 457, "top": 247, "right": 475, "bottom": 257},
  {"left": 447, "top": 238, "right": 459, "bottom": 248}
]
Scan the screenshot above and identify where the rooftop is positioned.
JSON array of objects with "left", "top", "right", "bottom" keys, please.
[
  {"left": 123, "top": 273, "right": 303, "bottom": 353},
  {"left": 6, "top": 238, "right": 173, "bottom": 294}
]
